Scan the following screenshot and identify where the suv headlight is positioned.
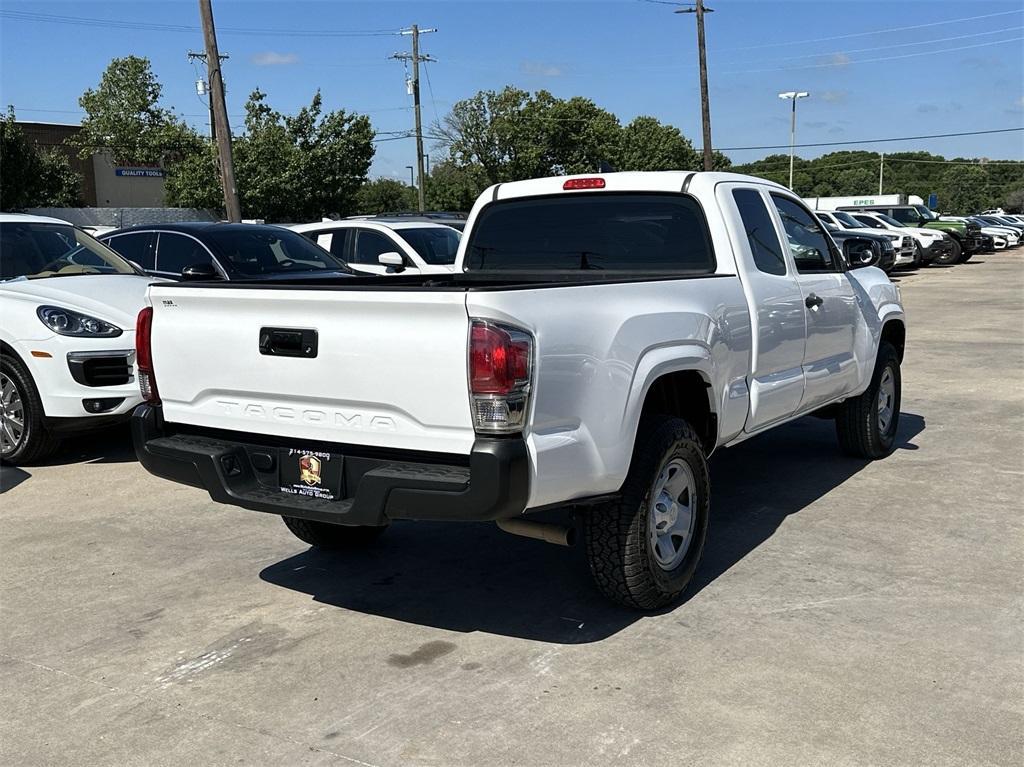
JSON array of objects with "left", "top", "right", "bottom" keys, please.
[{"left": 37, "top": 306, "right": 123, "bottom": 338}]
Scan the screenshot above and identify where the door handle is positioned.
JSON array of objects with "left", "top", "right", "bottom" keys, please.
[{"left": 805, "top": 293, "right": 824, "bottom": 309}]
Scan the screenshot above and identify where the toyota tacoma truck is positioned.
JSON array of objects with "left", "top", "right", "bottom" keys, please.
[{"left": 132, "top": 172, "right": 906, "bottom": 610}]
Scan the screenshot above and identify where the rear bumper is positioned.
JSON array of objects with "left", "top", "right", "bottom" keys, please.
[{"left": 132, "top": 405, "right": 530, "bottom": 526}]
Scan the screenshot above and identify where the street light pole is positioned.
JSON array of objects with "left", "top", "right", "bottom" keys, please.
[
  {"left": 778, "top": 91, "right": 809, "bottom": 190},
  {"left": 406, "top": 165, "right": 414, "bottom": 190}
]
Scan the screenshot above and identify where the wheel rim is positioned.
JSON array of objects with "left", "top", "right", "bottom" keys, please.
[
  {"left": 877, "top": 366, "right": 896, "bottom": 435},
  {"left": 648, "top": 457, "right": 697, "bottom": 571},
  {"left": 1, "top": 371, "right": 26, "bottom": 456}
]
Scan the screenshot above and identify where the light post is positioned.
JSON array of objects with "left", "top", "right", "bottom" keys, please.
[
  {"left": 406, "top": 165, "right": 415, "bottom": 189},
  {"left": 778, "top": 91, "right": 809, "bottom": 190}
]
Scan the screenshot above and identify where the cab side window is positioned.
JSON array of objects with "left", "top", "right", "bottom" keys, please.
[
  {"left": 305, "top": 229, "right": 349, "bottom": 260},
  {"left": 733, "top": 189, "right": 787, "bottom": 276},
  {"left": 770, "top": 194, "right": 838, "bottom": 274}
]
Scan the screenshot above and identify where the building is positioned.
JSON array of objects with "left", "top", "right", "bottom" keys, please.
[{"left": 18, "top": 121, "right": 168, "bottom": 208}]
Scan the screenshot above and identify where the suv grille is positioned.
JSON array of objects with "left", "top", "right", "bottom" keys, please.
[{"left": 67, "top": 351, "right": 135, "bottom": 388}]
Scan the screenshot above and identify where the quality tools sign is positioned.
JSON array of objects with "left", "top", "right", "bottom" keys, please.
[{"left": 115, "top": 167, "right": 165, "bottom": 178}]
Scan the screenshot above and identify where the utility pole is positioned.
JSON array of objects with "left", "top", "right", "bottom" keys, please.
[
  {"left": 676, "top": 2, "right": 714, "bottom": 171},
  {"left": 778, "top": 91, "right": 809, "bottom": 190},
  {"left": 187, "top": 50, "right": 228, "bottom": 141},
  {"left": 197, "top": 0, "right": 241, "bottom": 222},
  {"left": 391, "top": 25, "right": 436, "bottom": 213},
  {"left": 878, "top": 152, "right": 885, "bottom": 195}
]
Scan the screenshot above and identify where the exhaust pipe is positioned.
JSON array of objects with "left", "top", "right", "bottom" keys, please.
[{"left": 496, "top": 518, "right": 575, "bottom": 547}]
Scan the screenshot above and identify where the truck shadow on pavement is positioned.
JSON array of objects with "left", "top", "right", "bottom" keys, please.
[{"left": 259, "top": 412, "right": 925, "bottom": 644}]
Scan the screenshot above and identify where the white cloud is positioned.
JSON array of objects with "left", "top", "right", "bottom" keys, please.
[
  {"left": 822, "top": 53, "right": 851, "bottom": 68},
  {"left": 251, "top": 51, "right": 299, "bottom": 66},
  {"left": 820, "top": 90, "right": 847, "bottom": 104},
  {"left": 520, "top": 60, "right": 564, "bottom": 77}
]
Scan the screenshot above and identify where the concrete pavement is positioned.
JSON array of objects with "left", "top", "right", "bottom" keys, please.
[{"left": 2, "top": 253, "right": 1022, "bottom": 766}]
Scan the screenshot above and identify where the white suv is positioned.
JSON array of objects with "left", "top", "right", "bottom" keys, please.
[
  {"left": 289, "top": 220, "right": 461, "bottom": 276},
  {"left": 0, "top": 214, "right": 155, "bottom": 463}
]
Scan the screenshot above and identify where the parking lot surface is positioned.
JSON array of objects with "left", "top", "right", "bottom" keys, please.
[{"left": 2, "top": 254, "right": 1022, "bottom": 767}]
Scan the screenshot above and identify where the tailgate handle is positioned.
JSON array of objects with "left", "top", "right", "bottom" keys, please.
[{"left": 259, "top": 328, "right": 318, "bottom": 358}]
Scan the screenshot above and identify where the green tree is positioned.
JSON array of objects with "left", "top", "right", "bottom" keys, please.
[
  {"left": 75, "top": 56, "right": 201, "bottom": 167},
  {"left": 165, "top": 89, "right": 375, "bottom": 221},
  {"left": 940, "top": 165, "right": 989, "bottom": 214},
  {"left": 355, "top": 178, "right": 417, "bottom": 214},
  {"left": 0, "top": 110, "right": 82, "bottom": 209},
  {"left": 1003, "top": 188, "right": 1024, "bottom": 213},
  {"left": 615, "top": 116, "right": 700, "bottom": 171},
  {"left": 425, "top": 159, "right": 489, "bottom": 211}
]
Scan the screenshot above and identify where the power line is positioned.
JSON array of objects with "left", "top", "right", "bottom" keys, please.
[
  {"left": 716, "top": 8, "right": 1023, "bottom": 51},
  {"left": 735, "top": 25, "right": 1023, "bottom": 65},
  {"left": 718, "top": 127, "right": 1024, "bottom": 152},
  {"left": 721, "top": 35, "right": 1024, "bottom": 74},
  {"left": 0, "top": 9, "right": 400, "bottom": 37}
]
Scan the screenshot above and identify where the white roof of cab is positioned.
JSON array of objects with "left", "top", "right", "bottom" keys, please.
[{"left": 0, "top": 212, "right": 74, "bottom": 225}]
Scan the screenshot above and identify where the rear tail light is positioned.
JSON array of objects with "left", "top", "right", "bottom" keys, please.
[
  {"left": 135, "top": 307, "right": 159, "bottom": 404},
  {"left": 469, "top": 320, "right": 533, "bottom": 433}
]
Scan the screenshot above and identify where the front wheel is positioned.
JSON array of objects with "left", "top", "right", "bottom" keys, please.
[
  {"left": 282, "top": 516, "right": 388, "bottom": 549},
  {"left": 1, "top": 355, "right": 60, "bottom": 465},
  {"left": 933, "top": 239, "right": 961, "bottom": 266},
  {"left": 835, "top": 342, "right": 901, "bottom": 459},
  {"left": 584, "top": 417, "right": 710, "bottom": 610}
]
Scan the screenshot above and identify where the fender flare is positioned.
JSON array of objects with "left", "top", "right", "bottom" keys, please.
[{"left": 619, "top": 343, "right": 716, "bottom": 458}]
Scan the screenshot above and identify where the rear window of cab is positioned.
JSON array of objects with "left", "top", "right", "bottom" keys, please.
[{"left": 465, "top": 193, "right": 715, "bottom": 273}]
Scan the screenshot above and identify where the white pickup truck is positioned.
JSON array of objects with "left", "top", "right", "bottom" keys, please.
[{"left": 132, "top": 172, "right": 906, "bottom": 610}]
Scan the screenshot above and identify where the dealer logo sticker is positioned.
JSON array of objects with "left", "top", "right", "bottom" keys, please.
[{"left": 299, "top": 454, "right": 322, "bottom": 486}]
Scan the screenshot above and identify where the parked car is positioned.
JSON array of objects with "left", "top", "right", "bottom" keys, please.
[
  {"left": 99, "top": 223, "right": 352, "bottom": 281},
  {"left": 958, "top": 217, "right": 1019, "bottom": 249},
  {"left": 814, "top": 211, "right": 911, "bottom": 270},
  {"left": 974, "top": 215, "right": 1024, "bottom": 238},
  {"left": 346, "top": 211, "right": 469, "bottom": 232},
  {"left": 0, "top": 214, "right": 156, "bottom": 463},
  {"left": 844, "top": 211, "right": 957, "bottom": 266},
  {"left": 289, "top": 220, "right": 462, "bottom": 276},
  {"left": 130, "top": 171, "right": 906, "bottom": 610},
  {"left": 819, "top": 221, "right": 898, "bottom": 273},
  {"left": 839, "top": 204, "right": 983, "bottom": 262}
]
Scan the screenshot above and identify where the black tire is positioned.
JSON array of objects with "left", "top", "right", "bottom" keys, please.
[
  {"left": 836, "top": 341, "right": 901, "bottom": 459},
  {"left": 933, "top": 238, "right": 961, "bottom": 266},
  {"left": 281, "top": 516, "right": 387, "bottom": 549},
  {"left": 958, "top": 247, "right": 974, "bottom": 263},
  {"left": 583, "top": 417, "right": 710, "bottom": 610},
  {"left": 0, "top": 353, "right": 61, "bottom": 465}
]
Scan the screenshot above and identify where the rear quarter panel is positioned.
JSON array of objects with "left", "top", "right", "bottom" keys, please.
[{"left": 468, "top": 277, "right": 751, "bottom": 508}]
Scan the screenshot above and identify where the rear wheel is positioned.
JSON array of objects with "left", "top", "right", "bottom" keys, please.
[
  {"left": 584, "top": 416, "right": 710, "bottom": 610},
  {"left": 282, "top": 516, "right": 388, "bottom": 549},
  {"left": 836, "top": 342, "right": 901, "bottom": 459},
  {"left": 0, "top": 355, "right": 60, "bottom": 465}
]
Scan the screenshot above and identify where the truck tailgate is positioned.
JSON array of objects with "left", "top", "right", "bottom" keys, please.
[{"left": 148, "top": 285, "right": 476, "bottom": 454}]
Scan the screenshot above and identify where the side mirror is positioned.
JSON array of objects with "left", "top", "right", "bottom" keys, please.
[
  {"left": 842, "top": 237, "right": 877, "bottom": 269},
  {"left": 181, "top": 263, "right": 221, "bottom": 280},
  {"left": 378, "top": 251, "right": 405, "bottom": 272}
]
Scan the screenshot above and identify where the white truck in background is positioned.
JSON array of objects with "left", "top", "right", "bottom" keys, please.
[
  {"left": 806, "top": 194, "right": 925, "bottom": 210},
  {"left": 132, "top": 172, "right": 906, "bottom": 610}
]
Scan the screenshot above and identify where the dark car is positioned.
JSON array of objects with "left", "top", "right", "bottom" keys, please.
[
  {"left": 821, "top": 222, "right": 898, "bottom": 273},
  {"left": 99, "top": 223, "right": 353, "bottom": 281}
]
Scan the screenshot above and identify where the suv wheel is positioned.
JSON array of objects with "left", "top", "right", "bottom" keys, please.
[{"left": 0, "top": 355, "right": 60, "bottom": 465}]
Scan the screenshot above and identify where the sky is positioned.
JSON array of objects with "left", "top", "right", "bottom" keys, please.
[{"left": 1, "top": 0, "right": 1022, "bottom": 182}]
